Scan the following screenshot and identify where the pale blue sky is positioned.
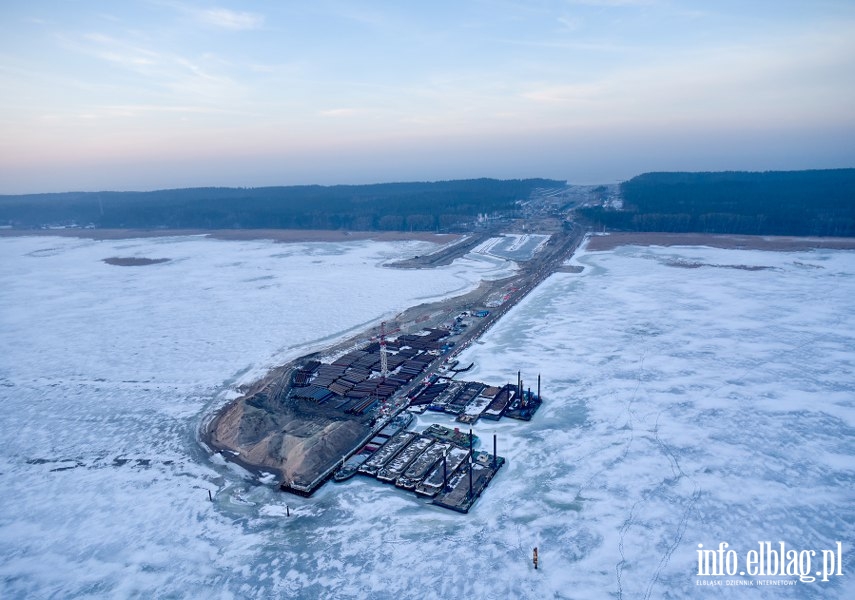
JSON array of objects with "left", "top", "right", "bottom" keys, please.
[{"left": 1, "top": 1, "right": 854, "bottom": 192}]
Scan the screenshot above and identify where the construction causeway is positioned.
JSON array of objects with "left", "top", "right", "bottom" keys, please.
[{"left": 205, "top": 225, "right": 584, "bottom": 513}]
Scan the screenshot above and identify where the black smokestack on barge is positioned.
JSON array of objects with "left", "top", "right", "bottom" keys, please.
[
  {"left": 493, "top": 433, "right": 497, "bottom": 468},
  {"left": 538, "top": 373, "right": 541, "bottom": 399},
  {"left": 469, "top": 428, "right": 475, "bottom": 498}
]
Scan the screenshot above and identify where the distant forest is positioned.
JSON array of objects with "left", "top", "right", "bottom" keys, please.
[
  {"left": 0, "top": 179, "right": 561, "bottom": 232},
  {"left": 577, "top": 169, "right": 855, "bottom": 237}
]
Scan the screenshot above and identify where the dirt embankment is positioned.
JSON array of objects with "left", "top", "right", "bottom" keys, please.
[
  {"left": 206, "top": 373, "right": 373, "bottom": 487},
  {"left": 202, "top": 228, "right": 578, "bottom": 487}
]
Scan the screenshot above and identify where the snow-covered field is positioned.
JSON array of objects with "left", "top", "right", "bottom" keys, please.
[
  {"left": 1, "top": 235, "right": 853, "bottom": 598},
  {"left": 472, "top": 233, "right": 550, "bottom": 262}
]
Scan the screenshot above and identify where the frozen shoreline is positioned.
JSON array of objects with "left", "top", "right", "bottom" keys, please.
[
  {"left": 0, "top": 227, "right": 461, "bottom": 244},
  {"left": 2, "top": 232, "right": 853, "bottom": 599}
]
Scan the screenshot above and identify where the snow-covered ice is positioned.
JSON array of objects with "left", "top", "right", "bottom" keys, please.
[{"left": 1, "top": 235, "right": 853, "bottom": 599}]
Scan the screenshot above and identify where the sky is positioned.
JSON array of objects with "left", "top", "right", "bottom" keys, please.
[{"left": 1, "top": 0, "right": 854, "bottom": 193}]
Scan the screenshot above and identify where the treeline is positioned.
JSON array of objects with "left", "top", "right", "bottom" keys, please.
[
  {"left": 0, "top": 178, "right": 561, "bottom": 231},
  {"left": 577, "top": 169, "right": 855, "bottom": 236}
]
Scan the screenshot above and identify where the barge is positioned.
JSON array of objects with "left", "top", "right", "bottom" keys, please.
[
  {"left": 333, "top": 450, "right": 372, "bottom": 482},
  {"left": 433, "top": 451, "right": 505, "bottom": 513},
  {"left": 376, "top": 436, "right": 433, "bottom": 483},
  {"left": 358, "top": 431, "right": 416, "bottom": 476},
  {"left": 395, "top": 441, "right": 451, "bottom": 490},
  {"left": 414, "top": 446, "right": 470, "bottom": 498}
]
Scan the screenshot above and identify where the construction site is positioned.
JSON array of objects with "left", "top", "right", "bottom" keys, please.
[{"left": 204, "top": 225, "right": 582, "bottom": 512}]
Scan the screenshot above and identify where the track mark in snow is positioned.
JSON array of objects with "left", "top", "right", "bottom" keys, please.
[
  {"left": 615, "top": 499, "right": 640, "bottom": 600},
  {"left": 641, "top": 412, "right": 702, "bottom": 600},
  {"left": 614, "top": 350, "right": 649, "bottom": 599}
]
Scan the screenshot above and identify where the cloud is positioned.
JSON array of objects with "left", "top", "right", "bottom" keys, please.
[
  {"left": 101, "top": 104, "right": 236, "bottom": 117},
  {"left": 62, "top": 31, "right": 245, "bottom": 108},
  {"left": 564, "top": 0, "right": 657, "bottom": 6},
  {"left": 197, "top": 8, "right": 264, "bottom": 30},
  {"left": 319, "top": 108, "right": 359, "bottom": 118},
  {"left": 557, "top": 15, "right": 582, "bottom": 31},
  {"left": 78, "top": 33, "right": 161, "bottom": 69},
  {"left": 522, "top": 82, "right": 603, "bottom": 105},
  {"left": 519, "top": 22, "right": 855, "bottom": 129}
]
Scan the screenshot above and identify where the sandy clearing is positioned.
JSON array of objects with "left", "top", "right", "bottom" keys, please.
[
  {"left": 585, "top": 231, "right": 855, "bottom": 252},
  {"left": 0, "top": 228, "right": 461, "bottom": 244}
]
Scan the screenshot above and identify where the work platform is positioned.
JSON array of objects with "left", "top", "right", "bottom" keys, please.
[
  {"left": 272, "top": 321, "right": 540, "bottom": 507},
  {"left": 348, "top": 426, "right": 506, "bottom": 513},
  {"left": 433, "top": 451, "right": 506, "bottom": 513}
]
